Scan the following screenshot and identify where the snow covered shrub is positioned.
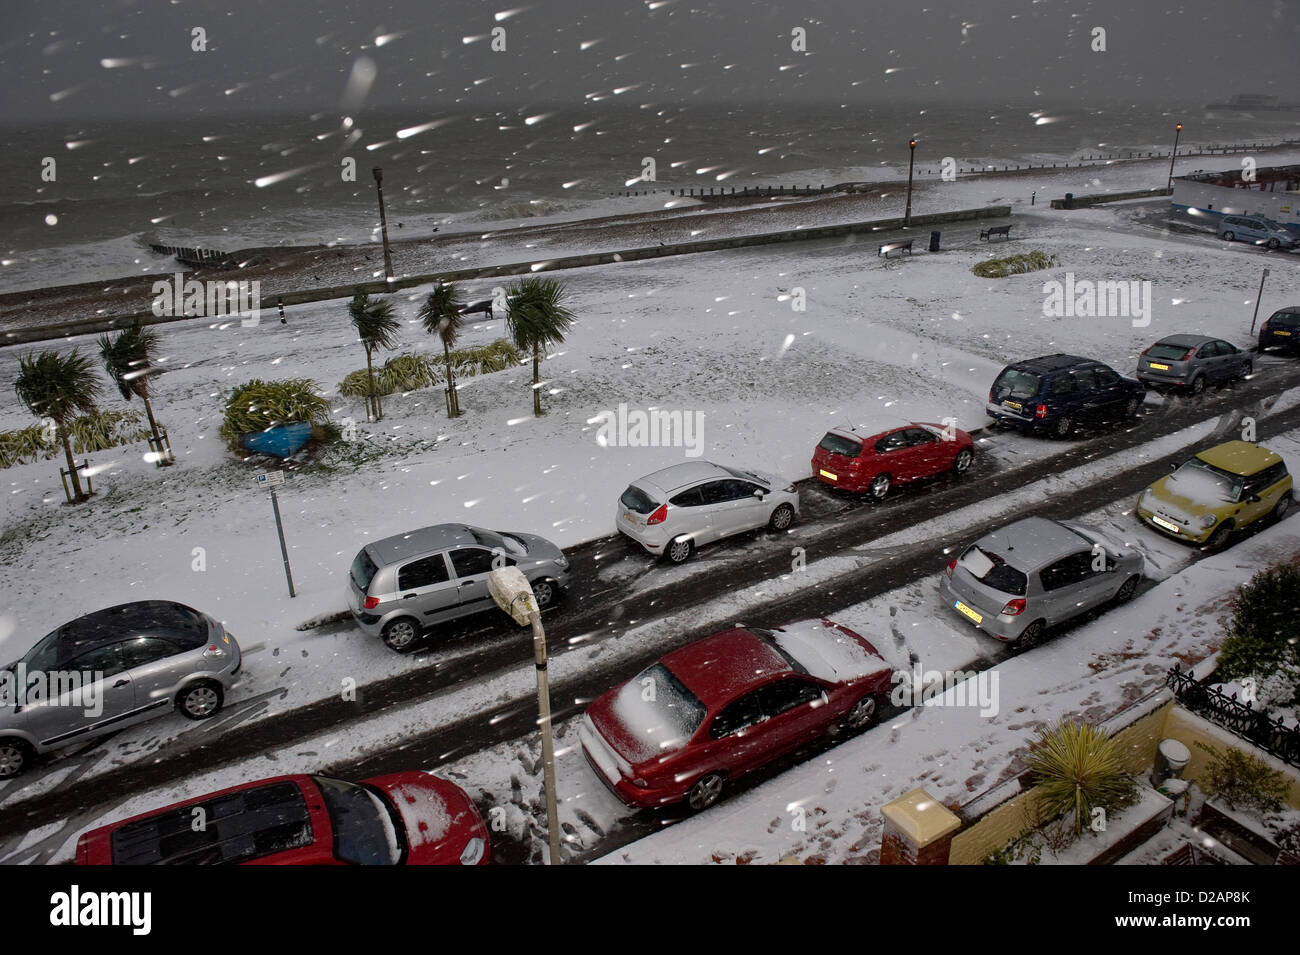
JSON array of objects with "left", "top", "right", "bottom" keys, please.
[
  {"left": 0, "top": 411, "right": 150, "bottom": 469},
  {"left": 219, "top": 378, "right": 330, "bottom": 450},
  {"left": 1025, "top": 720, "right": 1137, "bottom": 836},
  {"left": 337, "top": 341, "right": 521, "bottom": 398},
  {"left": 1217, "top": 562, "right": 1300, "bottom": 704},
  {"left": 1194, "top": 742, "right": 1289, "bottom": 816},
  {"left": 972, "top": 250, "right": 1059, "bottom": 278}
]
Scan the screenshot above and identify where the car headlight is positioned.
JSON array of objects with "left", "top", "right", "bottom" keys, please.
[
  {"left": 1200, "top": 514, "right": 1218, "bottom": 528},
  {"left": 555, "top": 555, "right": 569, "bottom": 570},
  {"left": 460, "top": 836, "right": 486, "bottom": 865}
]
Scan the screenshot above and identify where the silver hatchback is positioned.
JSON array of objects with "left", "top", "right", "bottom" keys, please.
[
  {"left": 348, "top": 523, "right": 571, "bottom": 651},
  {"left": 0, "top": 600, "right": 241, "bottom": 778},
  {"left": 1217, "top": 215, "right": 1296, "bottom": 250},
  {"left": 938, "top": 517, "right": 1144, "bottom": 649},
  {"left": 1137, "top": 334, "right": 1252, "bottom": 395}
]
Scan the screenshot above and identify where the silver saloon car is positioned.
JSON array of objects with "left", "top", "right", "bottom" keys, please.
[
  {"left": 1137, "top": 334, "right": 1252, "bottom": 395},
  {"left": 0, "top": 600, "right": 241, "bottom": 778},
  {"left": 616, "top": 461, "right": 800, "bottom": 564},
  {"left": 348, "top": 523, "right": 570, "bottom": 652},
  {"left": 938, "top": 517, "right": 1144, "bottom": 649}
]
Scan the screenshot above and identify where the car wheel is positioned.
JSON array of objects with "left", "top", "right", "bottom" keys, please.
[
  {"left": 1015, "top": 620, "right": 1046, "bottom": 651},
  {"left": 1204, "top": 521, "right": 1234, "bottom": 552},
  {"left": 531, "top": 578, "right": 558, "bottom": 610},
  {"left": 686, "top": 772, "right": 726, "bottom": 811},
  {"left": 1239, "top": 361, "right": 1253, "bottom": 382},
  {"left": 768, "top": 503, "right": 795, "bottom": 531},
  {"left": 1114, "top": 575, "right": 1140, "bottom": 603},
  {"left": 382, "top": 617, "right": 421, "bottom": 652},
  {"left": 0, "top": 739, "right": 31, "bottom": 779},
  {"left": 1266, "top": 238, "right": 1281, "bottom": 250},
  {"left": 1189, "top": 375, "right": 1205, "bottom": 397},
  {"left": 1274, "top": 492, "right": 1293, "bottom": 523},
  {"left": 869, "top": 473, "right": 892, "bottom": 500},
  {"left": 1053, "top": 416, "right": 1073, "bottom": 439},
  {"left": 1124, "top": 396, "right": 1142, "bottom": 419},
  {"left": 842, "top": 695, "right": 879, "bottom": 731},
  {"left": 1222, "top": 231, "right": 1235, "bottom": 241},
  {"left": 665, "top": 536, "right": 694, "bottom": 565},
  {"left": 178, "top": 681, "right": 223, "bottom": 720},
  {"left": 953, "top": 448, "right": 974, "bottom": 474}
]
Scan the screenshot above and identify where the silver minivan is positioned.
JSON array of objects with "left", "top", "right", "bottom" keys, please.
[
  {"left": 938, "top": 517, "right": 1144, "bottom": 649},
  {"left": 0, "top": 601, "right": 241, "bottom": 778},
  {"left": 348, "top": 523, "right": 570, "bottom": 651},
  {"left": 1216, "top": 215, "right": 1296, "bottom": 250}
]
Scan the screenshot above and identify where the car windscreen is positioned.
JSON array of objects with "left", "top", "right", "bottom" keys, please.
[
  {"left": 991, "top": 368, "right": 1042, "bottom": 400},
  {"left": 818, "top": 432, "right": 862, "bottom": 457},
  {"left": 350, "top": 550, "right": 379, "bottom": 592},
  {"left": 1168, "top": 460, "right": 1242, "bottom": 504},
  {"left": 619, "top": 485, "right": 659, "bottom": 514},
  {"left": 313, "top": 776, "right": 402, "bottom": 865},
  {"left": 1270, "top": 311, "right": 1300, "bottom": 329},
  {"left": 469, "top": 527, "right": 507, "bottom": 552},
  {"left": 959, "top": 546, "right": 1028, "bottom": 596},
  {"left": 1147, "top": 343, "right": 1193, "bottom": 361},
  {"left": 722, "top": 465, "right": 768, "bottom": 487}
]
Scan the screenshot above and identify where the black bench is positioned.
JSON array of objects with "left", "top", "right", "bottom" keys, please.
[
  {"left": 878, "top": 239, "right": 913, "bottom": 257},
  {"left": 980, "top": 224, "right": 1012, "bottom": 241}
]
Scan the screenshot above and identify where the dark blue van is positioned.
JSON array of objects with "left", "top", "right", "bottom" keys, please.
[{"left": 986, "top": 354, "right": 1145, "bottom": 438}]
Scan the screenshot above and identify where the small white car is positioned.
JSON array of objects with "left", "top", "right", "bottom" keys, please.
[{"left": 616, "top": 461, "right": 800, "bottom": 563}]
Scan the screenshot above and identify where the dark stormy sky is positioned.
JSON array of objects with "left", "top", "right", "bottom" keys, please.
[{"left": 2, "top": 0, "right": 1297, "bottom": 123}]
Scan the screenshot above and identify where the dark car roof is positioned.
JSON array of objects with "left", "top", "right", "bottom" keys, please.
[
  {"left": 1155, "top": 334, "right": 1218, "bottom": 348},
  {"left": 660, "top": 628, "right": 793, "bottom": 711},
  {"left": 28, "top": 600, "right": 207, "bottom": 666},
  {"left": 1006, "top": 354, "right": 1096, "bottom": 374}
]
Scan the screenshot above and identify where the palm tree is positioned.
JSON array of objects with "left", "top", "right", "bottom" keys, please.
[
  {"left": 349, "top": 290, "right": 400, "bottom": 421},
  {"left": 99, "top": 318, "right": 171, "bottom": 465},
  {"left": 418, "top": 283, "right": 465, "bottom": 417},
  {"left": 14, "top": 349, "right": 102, "bottom": 503},
  {"left": 505, "top": 277, "right": 575, "bottom": 416}
]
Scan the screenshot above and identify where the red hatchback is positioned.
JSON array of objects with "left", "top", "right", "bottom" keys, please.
[
  {"left": 580, "top": 619, "right": 896, "bottom": 811},
  {"left": 812, "top": 419, "right": 975, "bottom": 499},
  {"left": 75, "top": 772, "right": 490, "bottom": 865}
]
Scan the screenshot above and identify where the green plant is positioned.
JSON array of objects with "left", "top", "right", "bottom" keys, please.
[
  {"left": 1217, "top": 563, "right": 1300, "bottom": 702},
  {"left": 219, "top": 378, "right": 330, "bottom": 450},
  {"left": 349, "top": 291, "right": 400, "bottom": 422},
  {"left": 0, "top": 411, "right": 151, "bottom": 469},
  {"left": 419, "top": 283, "right": 466, "bottom": 417},
  {"left": 972, "top": 250, "right": 1059, "bottom": 278},
  {"left": 1025, "top": 720, "right": 1138, "bottom": 836},
  {"left": 1195, "top": 742, "right": 1289, "bottom": 815},
  {"left": 14, "top": 349, "right": 102, "bottom": 502},
  {"left": 337, "top": 342, "right": 520, "bottom": 401},
  {"left": 99, "top": 318, "right": 171, "bottom": 465},
  {"left": 505, "top": 277, "right": 575, "bottom": 416}
]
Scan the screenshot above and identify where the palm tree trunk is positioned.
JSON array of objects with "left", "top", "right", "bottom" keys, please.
[
  {"left": 61, "top": 431, "right": 85, "bottom": 502},
  {"left": 365, "top": 348, "right": 378, "bottom": 422},
  {"left": 532, "top": 344, "right": 542, "bottom": 416},
  {"left": 443, "top": 340, "right": 458, "bottom": 417},
  {"left": 140, "top": 389, "right": 172, "bottom": 466}
]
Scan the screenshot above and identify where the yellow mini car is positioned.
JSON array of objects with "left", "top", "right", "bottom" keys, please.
[{"left": 1137, "top": 441, "right": 1292, "bottom": 550}]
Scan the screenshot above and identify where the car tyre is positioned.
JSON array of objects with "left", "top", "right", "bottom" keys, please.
[
  {"left": 1238, "top": 361, "right": 1253, "bottom": 383},
  {"left": 768, "top": 503, "right": 795, "bottom": 531},
  {"left": 0, "top": 738, "right": 31, "bottom": 779},
  {"left": 1204, "top": 521, "right": 1234, "bottom": 552},
  {"left": 869, "top": 473, "right": 892, "bottom": 500},
  {"left": 1053, "top": 416, "right": 1073, "bottom": 439},
  {"left": 1189, "top": 375, "right": 1205, "bottom": 397},
  {"left": 841, "top": 694, "right": 879, "bottom": 732},
  {"left": 1124, "top": 396, "right": 1142, "bottom": 419},
  {"left": 686, "top": 772, "right": 726, "bottom": 812},
  {"left": 1015, "top": 620, "right": 1047, "bottom": 651},
  {"left": 952, "top": 448, "right": 974, "bottom": 474},
  {"left": 1222, "top": 231, "right": 1235, "bottom": 241},
  {"left": 178, "top": 681, "right": 223, "bottom": 720},
  {"left": 665, "top": 536, "right": 695, "bottom": 565},
  {"left": 1274, "top": 491, "right": 1293, "bottom": 523},
  {"left": 1266, "top": 238, "right": 1281, "bottom": 250},
  {"left": 382, "top": 616, "right": 422, "bottom": 653},
  {"left": 1114, "top": 575, "right": 1140, "bottom": 603},
  {"left": 531, "top": 577, "right": 559, "bottom": 610}
]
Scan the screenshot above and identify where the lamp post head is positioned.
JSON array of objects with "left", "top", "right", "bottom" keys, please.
[
  {"left": 909, "top": 139, "right": 916, "bottom": 150},
  {"left": 1175, "top": 124, "right": 1182, "bottom": 132},
  {"left": 372, "top": 167, "right": 384, "bottom": 184}
]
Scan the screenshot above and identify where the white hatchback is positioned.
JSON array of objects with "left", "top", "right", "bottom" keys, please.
[{"left": 616, "top": 461, "right": 800, "bottom": 563}]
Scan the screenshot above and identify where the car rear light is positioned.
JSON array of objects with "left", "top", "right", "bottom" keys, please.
[
  {"left": 1035, "top": 404, "right": 1048, "bottom": 419},
  {"left": 1001, "top": 598, "right": 1026, "bottom": 616},
  {"left": 203, "top": 644, "right": 227, "bottom": 659},
  {"left": 946, "top": 559, "right": 956, "bottom": 578},
  {"left": 646, "top": 504, "right": 668, "bottom": 525},
  {"left": 1181, "top": 350, "right": 1194, "bottom": 360},
  {"left": 988, "top": 390, "right": 994, "bottom": 403},
  {"left": 363, "top": 596, "right": 380, "bottom": 610}
]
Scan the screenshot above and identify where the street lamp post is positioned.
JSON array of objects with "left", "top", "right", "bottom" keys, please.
[
  {"left": 1250, "top": 268, "right": 1271, "bottom": 334},
  {"left": 904, "top": 139, "right": 917, "bottom": 226},
  {"left": 487, "top": 566, "right": 562, "bottom": 865},
  {"left": 372, "top": 166, "right": 395, "bottom": 281},
  {"left": 1166, "top": 124, "right": 1183, "bottom": 193}
]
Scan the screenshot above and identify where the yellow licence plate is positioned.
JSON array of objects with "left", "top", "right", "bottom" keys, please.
[
  {"left": 1275, "top": 330, "right": 1292, "bottom": 337},
  {"left": 1149, "top": 362, "right": 1169, "bottom": 371},
  {"left": 819, "top": 469, "right": 838, "bottom": 481},
  {"left": 954, "top": 600, "right": 983, "bottom": 624},
  {"left": 1003, "top": 400, "right": 1022, "bottom": 411},
  {"left": 1151, "top": 514, "right": 1181, "bottom": 533}
]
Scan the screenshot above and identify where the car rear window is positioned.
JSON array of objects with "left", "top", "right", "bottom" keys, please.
[
  {"left": 620, "top": 485, "right": 659, "bottom": 514},
  {"left": 609, "top": 663, "right": 706, "bottom": 761},
  {"left": 351, "top": 549, "right": 379, "bottom": 593},
  {"left": 1270, "top": 311, "right": 1300, "bottom": 329},
  {"left": 1147, "top": 343, "right": 1193, "bottom": 361},
  {"left": 991, "top": 368, "right": 1042, "bottom": 400},
  {"left": 959, "top": 546, "right": 1028, "bottom": 596},
  {"left": 110, "top": 781, "right": 314, "bottom": 864},
  {"left": 314, "top": 776, "right": 402, "bottom": 866},
  {"left": 818, "top": 433, "right": 862, "bottom": 458}
]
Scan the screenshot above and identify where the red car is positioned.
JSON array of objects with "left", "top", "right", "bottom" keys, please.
[
  {"left": 812, "top": 418, "right": 975, "bottom": 498},
  {"left": 580, "top": 619, "right": 896, "bottom": 811},
  {"left": 75, "top": 772, "right": 490, "bottom": 865}
]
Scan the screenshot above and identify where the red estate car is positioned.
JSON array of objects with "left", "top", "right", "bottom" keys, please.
[
  {"left": 75, "top": 772, "right": 490, "bottom": 865},
  {"left": 812, "top": 417, "right": 975, "bottom": 498},
  {"left": 579, "top": 619, "right": 896, "bottom": 811}
]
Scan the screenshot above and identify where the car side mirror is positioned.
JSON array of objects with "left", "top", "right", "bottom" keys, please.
[
  {"left": 1249, "top": 494, "right": 1261, "bottom": 503},
  {"left": 753, "top": 489, "right": 766, "bottom": 499}
]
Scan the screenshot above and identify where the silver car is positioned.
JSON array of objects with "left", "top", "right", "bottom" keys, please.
[
  {"left": 1137, "top": 334, "right": 1252, "bottom": 395},
  {"left": 1217, "top": 214, "right": 1296, "bottom": 250},
  {"left": 616, "top": 461, "right": 800, "bottom": 564},
  {"left": 0, "top": 601, "right": 241, "bottom": 778},
  {"left": 938, "top": 517, "right": 1144, "bottom": 649},
  {"left": 348, "top": 523, "right": 570, "bottom": 652}
]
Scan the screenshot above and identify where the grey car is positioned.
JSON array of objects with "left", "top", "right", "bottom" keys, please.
[
  {"left": 1216, "top": 215, "right": 1296, "bottom": 250},
  {"left": 0, "top": 600, "right": 241, "bottom": 778},
  {"left": 938, "top": 516, "right": 1144, "bottom": 649},
  {"left": 1137, "top": 334, "right": 1253, "bottom": 395},
  {"left": 348, "top": 523, "right": 571, "bottom": 651}
]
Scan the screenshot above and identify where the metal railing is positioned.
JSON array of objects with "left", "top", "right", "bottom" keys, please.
[{"left": 1165, "top": 664, "right": 1300, "bottom": 768}]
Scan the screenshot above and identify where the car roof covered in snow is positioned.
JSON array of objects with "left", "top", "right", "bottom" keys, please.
[
  {"left": 660, "top": 628, "right": 792, "bottom": 710},
  {"left": 1196, "top": 440, "right": 1282, "bottom": 476},
  {"left": 969, "top": 516, "right": 1094, "bottom": 571},
  {"left": 367, "top": 524, "right": 479, "bottom": 563},
  {"left": 634, "top": 461, "right": 731, "bottom": 493}
]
